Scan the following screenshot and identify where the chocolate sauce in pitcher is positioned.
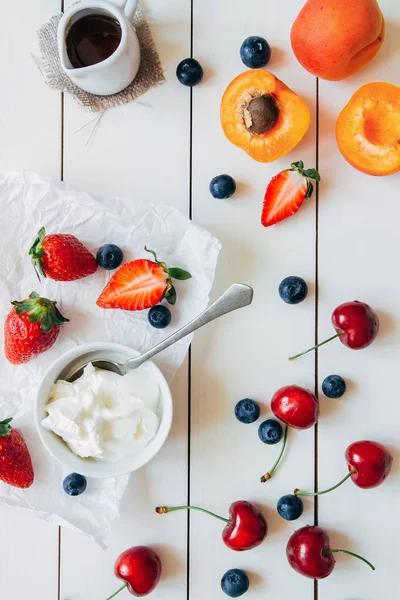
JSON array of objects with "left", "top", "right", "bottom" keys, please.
[{"left": 66, "top": 13, "right": 122, "bottom": 69}]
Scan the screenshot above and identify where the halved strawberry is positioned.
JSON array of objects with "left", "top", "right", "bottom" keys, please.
[
  {"left": 96, "top": 247, "right": 191, "bottom": 311},
  {"left": 261, "top": 161, "right": 320, "bottom": 227}
]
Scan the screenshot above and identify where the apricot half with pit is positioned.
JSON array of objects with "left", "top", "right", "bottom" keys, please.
[
  {"left": 220, "top": 70, "right": 310, "bottom": 163},
  {"left": 336, "top": 82, "right": 400, "bottom": 176}
]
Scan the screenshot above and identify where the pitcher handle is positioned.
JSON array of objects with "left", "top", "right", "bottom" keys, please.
[{"left": 110, "top": 0, "right": 138, "bottom": 20}]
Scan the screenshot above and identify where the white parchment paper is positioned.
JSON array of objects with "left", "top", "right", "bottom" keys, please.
[{"left": 0, "top": 171, "right": 220, "bottom": 546}]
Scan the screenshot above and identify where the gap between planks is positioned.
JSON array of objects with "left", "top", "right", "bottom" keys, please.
[
  {"left": 59, "top": 4, "right": 65, "bottom": 599},
  {"left": 313, "top": 76, "right": 320, "bottom": 600},
  {"left": 186, "top": 1, "right": 194, "bottom": 598}
]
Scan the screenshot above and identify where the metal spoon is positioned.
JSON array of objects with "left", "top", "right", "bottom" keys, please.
[{"left": 64, "top": 283, "right": 253, "bottom": 382}]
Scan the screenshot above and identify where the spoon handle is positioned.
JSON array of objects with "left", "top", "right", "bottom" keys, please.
[{"left": 125, "top": 283, "right": 253, "bottom": 371}]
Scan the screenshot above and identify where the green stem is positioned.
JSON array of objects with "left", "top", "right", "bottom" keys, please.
[
  {"left": 105, "top": 583, "right": 128, "bottom": 600},
  {"left": 156, "top": 505, "right": 230, "bottom": 523},
  {"left": 260, "top": 425, "right": 289, "bottom": 483},
  {"left": 323, "top": 549, "right": 375, "bottom": 571},
  {"left": 289, "top": 332, "right": 344, "bottom": 361},
  {"left": 295, "top": 468, "right": 356, "bottom": 497}
]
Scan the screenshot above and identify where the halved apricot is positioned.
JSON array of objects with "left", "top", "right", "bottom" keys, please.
[
  {"left": 336, "top": 82, "right": 400, "bottom": 176},
  {"left": 220, "top": 70, "right": 310, "bottom": 163}
]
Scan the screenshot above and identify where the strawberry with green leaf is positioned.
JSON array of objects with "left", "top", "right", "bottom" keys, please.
[
  {"left": 261, "top": 161, "right": 321, "bottom": 227},
  {"left": 97, "top": 247, "right": 192, "bottom": 311},
  {"left": 4, "top": 292, "right": 69, "bottom": 364},
  {"left": 29, "top": 227, "right": 98, "bottom": 281}
]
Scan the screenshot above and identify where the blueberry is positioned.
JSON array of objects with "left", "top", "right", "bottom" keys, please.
[
  {"left": 240, "top": 36, "right": 271, "bottom": 69},
  {"left": 176, "top": 58, "right": 203, "bottom": 86},
  {"left": 279, "top": 276, "right": 308, "bottom": 304},
  {"left": 221, "top": 569, "right": 249, "bottom": 598},
  {"left": 63, "top": 473, "right": 87, "bottom": 496},
  {"left": 322, "top": 375, "right": 346, "bottom": 399},
  {"left": 209, "top": 175, "right": 236, "bottom": 199},
  {"left": 235, "top": 398, "right": 260, "bottom": 424},
  {"left": 148, "top": 305, "right": 172, "bottom": 329},
  {"left": 258, "top": 419, "right": 283, "bottom": 444},
  {"left": 96, "top": 244, "right": 123, "bottom": 270},
  {"left": 277, "top": 494, "right": 304, "bottom": 521}
]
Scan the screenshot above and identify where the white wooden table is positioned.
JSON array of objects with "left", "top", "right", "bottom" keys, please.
[{"left": 1, "top": 0, "right": 399, "bottom": 598}]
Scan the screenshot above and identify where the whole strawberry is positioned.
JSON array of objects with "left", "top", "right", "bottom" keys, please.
[
  {"left": 97, "top": 247, "right": 191, "bottom": 311},
  {"left": 4, "top": 292, "right": 69, "bottom": 364},
  {"left": 29, "top": 227, "right": 98, "bottom": 281},
  {"left": 0, "top": 418, "right": 34, "bottom": 488}
]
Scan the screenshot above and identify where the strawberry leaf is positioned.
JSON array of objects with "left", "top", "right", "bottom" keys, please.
[
  {"left": 11, "top": 293, "right": 69, "bottom": 333},
  {"left": 12, "top": 300, "right": 35, "bottom": 314},
  {"left": 303, "top": 169, "right": 321, "bottom": 182},
  {"left": 169, "top": 268, "right": 192, "bottom": 280},
  {"left": 306, "top": 181, "right": 314, "bottom": 199},
  {"left": 291, "top": 161, "right": 304, "bottom": 170},
  {"left": 0, "top": 418, "right": 12, "bottom": 438},
  {"left": 53, "top": 305, "right": 69, "bottom": 324},
  {"left": 40, "top": 312, "right": 53, "bottom": 334},
  {"left": 29, "top": 228, "right": 47, "bottom": 281},
  {"left": 166, "top": 285, "right": 177, "bottom": 305},
  {"left": 27, "top": 311, "right": 42, "bottom": 323}
]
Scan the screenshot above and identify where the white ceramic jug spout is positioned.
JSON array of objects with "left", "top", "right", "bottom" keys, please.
[{"left": 109, "top": 0, "right": 138, "bottom": 19}]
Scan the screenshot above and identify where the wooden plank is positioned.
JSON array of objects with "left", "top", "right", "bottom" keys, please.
[
  {"left": 190, "top": 1, "right": 317, "bottom": 598},
  {"left": 0, "top": 1, "right": 61, "bottom": 598},
  {"left": 317, "top": 1, "right": 399, "bottom": 597},
  {"left": 60, "top": 1, "right": 191, "bottom": 598}
]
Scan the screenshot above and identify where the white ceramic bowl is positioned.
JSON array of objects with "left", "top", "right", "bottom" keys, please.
[{"left": 35, "top": 343, "right": 173, "bottom": 478}]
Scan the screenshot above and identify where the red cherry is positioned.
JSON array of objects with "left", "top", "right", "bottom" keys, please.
[
  {"left": 289, "top": 300, "right": 379, "bottom": 360},
  {"left": 271, "top": 385, "right": 319, "bottom": 430},
  {"left": 332, "top": 301, "right": 379, "bottom": 349},
  {"left": 286, "top": 526, "right": 375, "bottom": 579},
  {"left": 156, "top": 501, "right": 267, "bottom": 552},
  {"left": 346, "top": 440, "right": 393, "bottom": 489},
  {"left": 295, "top": 440, "right": 393, "bottom": 498},
  {"left": 286, "top": 526, "right": 335, "bottom": 579},
  {"left": 222, "top": 501, "right": 267, "bottom": 551},
  {"left": 109, "top": 546, "right": 161, "bottom": 598}
]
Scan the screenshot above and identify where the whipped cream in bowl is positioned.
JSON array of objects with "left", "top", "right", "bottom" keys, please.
[{"left": 35, "top": 343, "right": 173, "bottom": 478}]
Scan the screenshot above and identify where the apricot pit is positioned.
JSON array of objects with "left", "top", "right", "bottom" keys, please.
[{"left": 245, "top": 95, "right": 279, "bottom": 135}]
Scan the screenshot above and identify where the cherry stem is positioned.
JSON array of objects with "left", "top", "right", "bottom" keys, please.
[
  {"left": 156, "top": 505, "right": 230, "bottom": 523},
  {"left": 288, "top": 331, "right": 344, "bottom": 361},
  {"left": 323, "top": 549, "right": 375, "bottom": 571},
  {"left": 260, "top": 425, "right": 289, "bottom": 483},
  {"left": 105, "top": 583, "right": 128, "bottom": 600},
  {"left": 294, "top": 468, "right": 356, "bottom": 497}
]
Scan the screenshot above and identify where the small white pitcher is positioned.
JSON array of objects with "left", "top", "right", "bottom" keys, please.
[{"left": 58, "top": 0, "right": 141, "bottom": 96}]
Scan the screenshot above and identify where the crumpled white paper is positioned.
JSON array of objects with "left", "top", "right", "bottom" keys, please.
[{"left": 0, "top": 171, "right": 220, "bottom": 546}]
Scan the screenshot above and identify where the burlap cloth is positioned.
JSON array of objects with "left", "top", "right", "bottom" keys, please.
[{"left": 37, "top": 7, "right": 165, "bottom": 112}]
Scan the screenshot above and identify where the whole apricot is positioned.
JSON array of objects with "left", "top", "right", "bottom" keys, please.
[{"left": 291, "top": 0, "right": 385, "bottom": 81}]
